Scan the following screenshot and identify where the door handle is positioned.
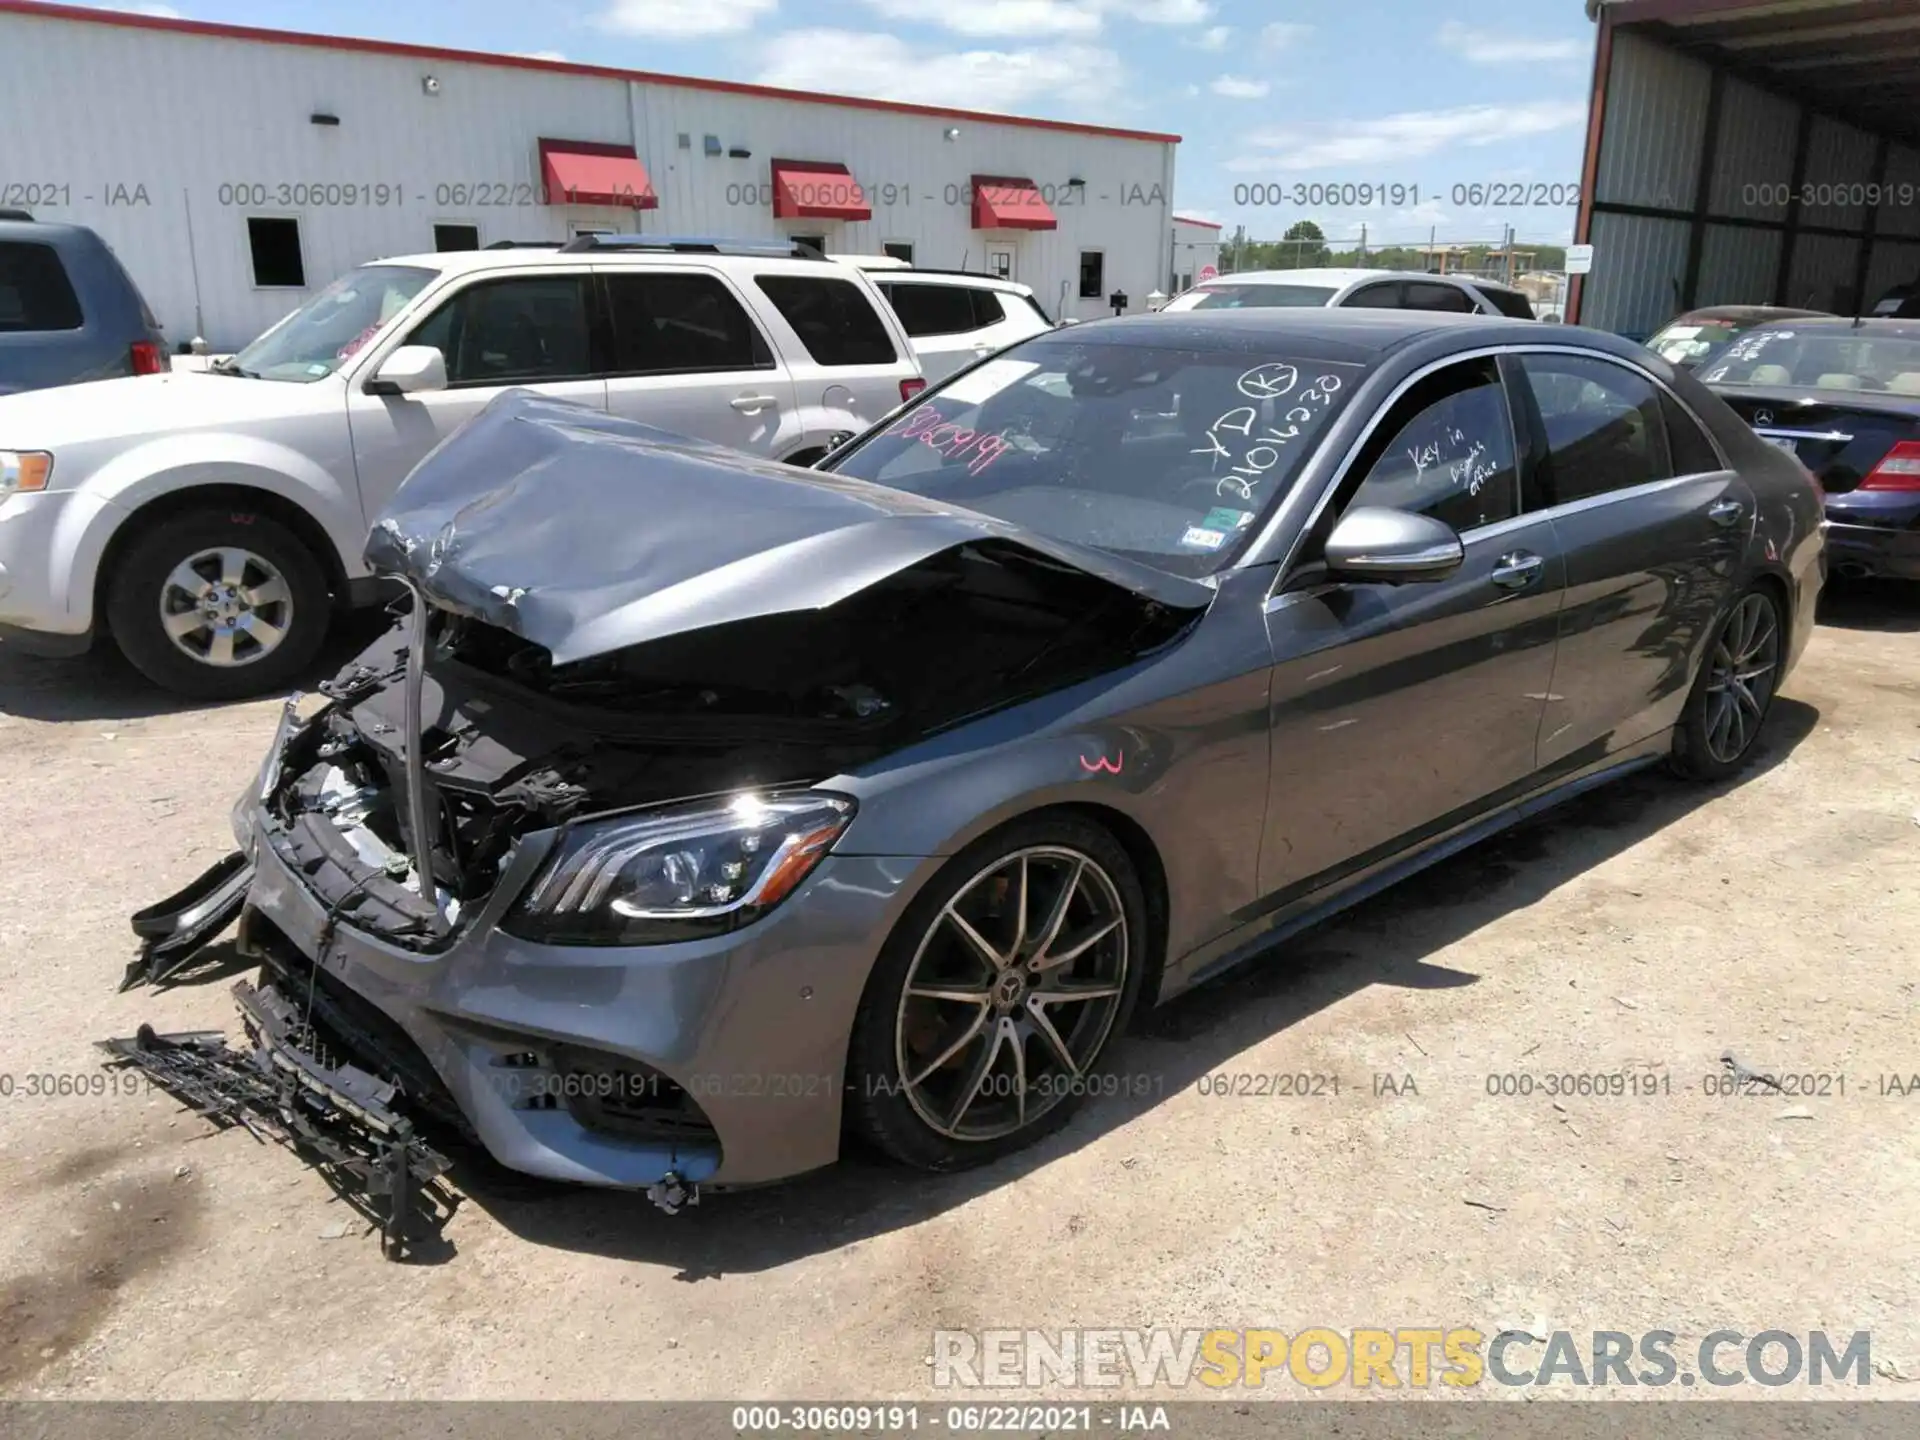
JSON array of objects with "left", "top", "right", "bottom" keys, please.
[
  {"left": 731, "top": 393, "right": 779, "bottom": 412},
  {"left": 1490, "top": 551, "right": 1545, "bottom": 590},
  {"left": 1708, "top": 498, "right": 1746, "bottom": 527}
]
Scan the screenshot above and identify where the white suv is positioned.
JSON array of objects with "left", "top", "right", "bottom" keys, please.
[
  {"left": 0, "top": 236, "right": 924, "bottom": 697},
  {"left": 839, "top": 257, "right": 1056, "bottom": 382}
]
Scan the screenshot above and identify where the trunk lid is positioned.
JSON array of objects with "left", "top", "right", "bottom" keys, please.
[{"left": 1710, "top": 386, "right": 1920, "bottom": 494}]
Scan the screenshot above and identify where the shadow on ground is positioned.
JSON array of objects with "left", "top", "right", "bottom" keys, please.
[
  {"left": 0, "top": 610, "right": 393, "bottom": 723},
  {"left": 456, "top": 697, "right": 1819, "bottom": 1276},
  {"left": 1816, "top": 576, "right": 1920, "bottom": 634}
]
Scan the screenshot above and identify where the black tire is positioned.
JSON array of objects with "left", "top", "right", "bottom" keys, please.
[
  {"left": 106, "top": 507, "right": 331, "bottom": 700},
  {"left": 845, "top": 813, "right": 1149, "bottom": 1171},
  {"left": 1670, "top": 585, "right": 1784, "bottom": 782}
]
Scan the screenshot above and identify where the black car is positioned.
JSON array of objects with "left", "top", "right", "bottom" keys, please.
[
  {"left": 1646, "top": 305, "right": 1832, "bottom": 372},
  {"left": 1697, "top": 316, "right": 1920, "bottom": 581}
]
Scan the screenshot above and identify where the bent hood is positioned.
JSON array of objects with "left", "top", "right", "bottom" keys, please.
[{"left": 364, "top": 389, "right": 1216, "bottom": 666}]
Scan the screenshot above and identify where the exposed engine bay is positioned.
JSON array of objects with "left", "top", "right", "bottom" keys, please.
[{"left": 262, "top": 540, "right": 1197, "bottom": 947}]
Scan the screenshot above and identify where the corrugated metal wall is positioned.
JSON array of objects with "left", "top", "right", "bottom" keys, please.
[
  {"left": 1695, "top": 224, "right": 1781, "bottom": 309},
  {"left": 1583, "top": 211, "right": 1689, "bottom": 337},
  {"left": 1704, "top": 77, "right": 1796, "bottom": 224},
  {"left": 0, "top": 11, "right": 1176, "bottom": 348},
  {"left": 1593, "top": 31, "right": 1710, "bottom": 212}
]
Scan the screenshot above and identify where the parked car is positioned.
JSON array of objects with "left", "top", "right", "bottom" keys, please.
[
  {"left": 1696, "top": 315, "right": 1920, "bottom": 581},
  {"left": 0, "top": 235, "right": 923, "bottom": 696},
  {"left": 1645, "top": 305, "right": 1831, "bottom": 372},
  {"left": 0, "top": 215, "right": 167, "bottom": 395},
  {"left": 839, "top": 257, "right": 1056, "bottom": 382},
  {"left": 1161, "top": 268, "right": 1537, "bottom": 319},
  {"left": 138, "top": 308, "right": 1820, "bottom": 1197}
]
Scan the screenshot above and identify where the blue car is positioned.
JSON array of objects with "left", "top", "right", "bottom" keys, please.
[{"left": 0, "top": 214, "right": 168, "bottom": 395}]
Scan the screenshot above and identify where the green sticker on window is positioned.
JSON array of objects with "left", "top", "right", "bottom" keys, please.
[{"left": 1201, "top": 506, "right": 1255, "bottom": 533}]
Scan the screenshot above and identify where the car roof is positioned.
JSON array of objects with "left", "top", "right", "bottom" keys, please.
[
  {"left": 1671, "top": 305, "right": 1831, "bottom": 323},
  {"left": 0, "top": 218, "right": 101, "bottom": 244},
  {"left": 364, "top": 247, "right": 853, "bottom": 277},
  {"left": 1192, "top": 268, "right": 1486, "bottom": 289},
  {"left": 849, "top": 265, "right": 1035, "bottom": 294},
  {"left": 1735, "top": 315, "right": 1920, "bottom": 337},
  {"left": 1054, "top": 306, "right": 1543, "bottom": 359}
]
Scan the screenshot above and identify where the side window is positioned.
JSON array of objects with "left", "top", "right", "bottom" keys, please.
[
  {"left": 1402, "top": 281, "right": 1477, "bottom": 313},
  {"left": 602, "top": 272, "right": 772, "bottom": 375},
  {"left": 1345, "top": 359, "right": 1519, "bottom": 533},
  {"left": 405, "top": 276, "right": 593, "bottom": 386},
  {"left": 1343, "top": 283, "right": 1404, "bottom": 309},
  {"left": 755, "top": 274, "right": 898, "bottom": 365},
  {"left": 882, "top": 282, "right": 981, "bottom": 337},
  {"left": 969, "top": 288, "right": 1007, "bottom": 328},
  {"left": 1518, "top": 354, "right": 1674, "bottom": 504},
  {"left": 1475, "top": 285, "right": 1536, "bottom": 320},
  {"left": 1660, "top": 390, "right": 1724, "bottom": 475},
  {"left": 0, "top": 241, "right": 83, "bottom": 331}
]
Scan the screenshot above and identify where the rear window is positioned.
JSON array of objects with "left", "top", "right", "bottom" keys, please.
[
  {"left": 755, "top": 274, "right": 898, "bottom": 365},
  {"left": 1698, "top": 328, "right": 1920, "bottom": 392},
  {"left": 0, "top": 241, "right": 83, "bottom": 331},
  {"left": 1183, "top": 283, "right": 1338, "bottom": 310},
  {"left": 1473, "top": 285, "right": 1536, "bottom": 320},
  {"left": 883, "top": 282, "right": 981, "bottom": 337}
]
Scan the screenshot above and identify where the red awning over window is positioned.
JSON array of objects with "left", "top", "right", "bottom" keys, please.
[
  {"left": 771, "top": 159, "right": 871, "bottom": 220},
  {"left": 539, "top": 138, "right": 657, "bottom": 209},
  {"left": 971, "top": 175, "right": 1057, "bottom": 231}
]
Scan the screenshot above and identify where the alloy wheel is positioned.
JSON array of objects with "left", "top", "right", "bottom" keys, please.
[
  {"left": 1703, "top": 592, "right": 1780, "bottom": 765},
  {"left": 158, "top": 546, "right": 295, "bottom": 668},
  {"left": 894, "top": 846, "right": 1130, "bottom": 1143}
]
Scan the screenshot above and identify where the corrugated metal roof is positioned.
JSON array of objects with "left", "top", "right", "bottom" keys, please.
[
  {"left": 1599, "top": 0, "right": 1920, "bottom": 145},
  {"left": 0, "top": 0, "right": 1182, "bottom": 145}
]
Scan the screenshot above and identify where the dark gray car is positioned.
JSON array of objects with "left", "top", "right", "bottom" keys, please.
[
  {"left": 0, "top": 217, "right": 167, "bottom": 394},
  {"left": 140, "top": 310, "right": 1824, "bottom": 1200}
]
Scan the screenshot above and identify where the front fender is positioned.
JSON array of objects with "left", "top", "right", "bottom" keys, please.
[{"left": 64, "top": 438, "right": 366, "bottom": 629}]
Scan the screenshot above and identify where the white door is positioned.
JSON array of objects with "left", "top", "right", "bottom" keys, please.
[
  {"left": 345, "top": 272, "right": 607, "bottom": 516},
  {"left": 596, "top": 267, "right": 800, "bottom": 458}
]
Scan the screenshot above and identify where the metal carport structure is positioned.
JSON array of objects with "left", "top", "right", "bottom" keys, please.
[{"left": 1570, "top": 0, "right": 1920, "bottom": 336}]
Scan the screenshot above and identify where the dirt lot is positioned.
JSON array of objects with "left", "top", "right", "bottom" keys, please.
[{"left": 0, "top": 584, "right": 1916, "bottom": 1403}]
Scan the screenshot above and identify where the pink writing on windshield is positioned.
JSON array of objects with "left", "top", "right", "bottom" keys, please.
[{"left": 886, "top": 406, "right": 1012, "bottom": 476}]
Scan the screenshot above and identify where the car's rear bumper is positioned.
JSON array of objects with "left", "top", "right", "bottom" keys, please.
[
  {"left": 1823, "top": 516, "right": 1920, "bottom": 581},
  {"left": 231, "top": 752, "right": 918, "bottom": 1190}
]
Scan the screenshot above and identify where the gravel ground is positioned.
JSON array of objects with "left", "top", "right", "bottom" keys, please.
[{"left": 0, "top": 583, "right": 1916, "bottom": 1403}]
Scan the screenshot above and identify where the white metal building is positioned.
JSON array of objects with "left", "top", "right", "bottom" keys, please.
[
  {"left": 1170, "top": 214, "right": 1222, "bottom": 294},
  {"left": 1573, "top": 0, "right": 1920, "bottom": 337},
  {"left": 0, "top": 0, "right": 1181, "bottom": 350}
]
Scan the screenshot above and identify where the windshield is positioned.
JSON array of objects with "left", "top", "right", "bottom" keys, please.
[
  {"left": 1697, "top": 328, "right": 1920, "bottom": 392},
  {"left": 228, "top": 264, "right": 437, "bottom": 381},
  {"left": 1647, "top": 318, "right": 1752, "bottom": 370},
  {"left": 824, "top": 337, "right": 1368, "bottom": 577},
  {"left": 1171, "top": 283, "right": 1339, "bottom": 311}
]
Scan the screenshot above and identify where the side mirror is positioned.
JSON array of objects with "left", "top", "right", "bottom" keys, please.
[
  {"left": 367, "top": 345, "right": 447, "bottom": 396},
  {"left": 1323, "top": 506, "right": 1464, "bottom": 583}
]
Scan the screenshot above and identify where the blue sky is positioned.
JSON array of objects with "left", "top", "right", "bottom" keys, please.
[{"left": 79, "top": 0, "right": 1598, "bottom": 246}]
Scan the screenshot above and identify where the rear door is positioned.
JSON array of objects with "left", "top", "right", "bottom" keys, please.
[
  {"left": 1509, "top": 351, "right": 1749, "bottom": 772},
  {"left": 1259, "top": 355, "right": 1565, "bottom": 898},
  {"left": 879, "top": 279, "right": 989, "bottom": 383},
  {"left": 597, "top": 266, "right": 800, "bottom": 458},
  {"left": 344, "top": 270, "right": 606, "bottom": 517},
  {"left": 751, "top": 268, "right": 918, "bottom": 444}
]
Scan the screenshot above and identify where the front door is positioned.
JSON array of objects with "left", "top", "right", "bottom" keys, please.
[
  {"left": 1259, "top": 356, "right": 1565, "bottom": 899},
  {"left": 596, "top": 268, "right": 799, "bottom": 458},
  {"left": 345, "top": 272, "right": 606, "bottom": 518}
]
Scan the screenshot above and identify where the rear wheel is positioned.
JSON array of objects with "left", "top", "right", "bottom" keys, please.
[
  {"left": 1671, "top": 587, "right": 1783, "bottom": 780},
  {"left": 846, "top": 815, "right": 1147, "bottom": 1171},
  {"left": 106, "top": 508, "right": 331, "bottom": 699}
]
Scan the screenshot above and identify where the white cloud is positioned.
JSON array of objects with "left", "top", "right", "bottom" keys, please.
[
  {"left": 1210, "top": 75, "right": 1269, "bottom": 99},
  {"left": 1259, "top": 22, "right": 1311, "bottom": 51},
  {"left": 1112, "top": 0, "right": 1212, "bottom": 21},
  {"left": 755, "top": 30, "right": 1126, "bottom": 114},
  {"left": 863, "top": 0, "right": 1101, "bottom": 37},
  {"left": 1187, "top": 24, "right": 1232, "bottom": 50},
  {"left": 1437, "top": 21, "right": 1584, "bottom": 64},
  {"left": 1228, "top": 100, "right": 1588, "bottom": 171},
  {"left": 596, "top": 0, "right": 777, "bottom": 39},
  {"left": 515, "top": 49, "right": 569, "bottom": 61}
]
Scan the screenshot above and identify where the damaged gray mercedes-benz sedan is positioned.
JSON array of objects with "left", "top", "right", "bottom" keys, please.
[{"left": 135, "top": 309, "right": 1823, "bottom": 1202}]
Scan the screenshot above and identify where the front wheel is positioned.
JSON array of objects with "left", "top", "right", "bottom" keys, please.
[
  {"left": 1671, "top": 586, "right": 1783, "bottom": 781},
  {"left": 106, "top": 508, "right": 331, "bottom": 699},
  {"left": 845, "top": 815, "right": 1148, "bottom": 1171}
]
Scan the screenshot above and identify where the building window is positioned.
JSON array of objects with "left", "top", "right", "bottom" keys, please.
[
  {"left": 790, "top": 234, "right": 828, "bottom": 255},
  {"left": 247, "top": 217, "right": 305, "bottom": 288},
  {"left": 883, "top": 241, "right": 914, "bottom": 263},
  {"left": 1078, "top": 250, "right": 1104, "bottom": 300},
  {"left": 434, "top": 223, "right": 480, "bottom": 252}
]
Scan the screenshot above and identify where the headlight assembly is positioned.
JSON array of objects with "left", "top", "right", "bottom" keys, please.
[
  {"left": 0, "top": 451, "right": 54, "bottom": 498},
  {"left": 503, "top": 791, "right": 855, "bottom": 946}
]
